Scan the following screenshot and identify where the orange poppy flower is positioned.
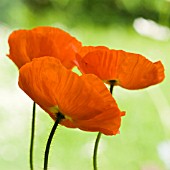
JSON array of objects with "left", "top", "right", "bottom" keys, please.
[
  {"left": 7, "top": 26, "right": 82, "bottom": 69},
  {"left": 76, "top": 46, "right": 165, "bottom": 89},
  {"left": 19, "top": 57, "right": 124, "bottom": 135}
]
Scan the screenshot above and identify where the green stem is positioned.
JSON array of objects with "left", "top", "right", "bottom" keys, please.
[
  {"left": 30, "top": 102, "right": 36, "bottom": 170},
  {"left": 44, "top": 113, "right": 64, "bottom": 170},
  {"left": 93, "top": 84, "right": 114, "bottom": 170},
  {"left": 93, "top": 132, "right": 102, "bottom": 170}
]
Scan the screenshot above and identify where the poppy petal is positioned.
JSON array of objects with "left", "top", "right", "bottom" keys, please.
[
  {"left": 19, "top": 56, "right": 123, "bottom": 135},
  {"left": 7, "top": 30, "right": 31, "bottom": 68},
  {"left": 78, "top": 46, "right": 109, "bottom": 57},
  {"left": 75, "top": 46, "right": 109, "bottom": 72},
  {"left": 76, "top": 47, "right": 165, "bottom": 89},
  {"left": 117, "top": 52, "right": 165, "bottom": 89},
  {"left": 60, "top": 109, "right": 122, "bottom": 135},
  {"left": 80, "top": 74, "right": 117, "bottom": 108},
  {"left": 19, "top": 57, "right": 123, "bottom": 125},
  {"left": 8, "top": 26, "right": 82, "bottom": 69},
  {"left": 72, "top": 108, "right": 123, "bottom": 135}
]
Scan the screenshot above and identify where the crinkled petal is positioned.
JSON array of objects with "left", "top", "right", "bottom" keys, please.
[
  {"left": 116, "top": 52, "right": 165, "bottom": 89},
  {"left": 72, "top": 109, "right": 123, "bottom": 135},
  {"left": 8, "top": 26, "right": 82, "bottom": 69},
  {"left": 78, "top": 46, "right": 109, "bottom": 57},
  {"left": 60, "top": 109, "right": 124, "bottom": 135},
  {"left": 19, "top": 57, "right": 122, "bottom": 124},
  {"left": 76, "top": 47, "right": 165, "bottom": 89}
]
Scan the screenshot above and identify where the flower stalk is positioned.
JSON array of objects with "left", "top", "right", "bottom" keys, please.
[
  {"left": 93, "top": 132, "right": 102, "bottom": 170},
  {"left": 30, "top": 102, "right": 36, "bottom": 170},
  {"left": 44, "top": 112, "right": 65, "bottom": 170},
  {"left": 93, "top": 84, "right": 114, "bottom": 170}
]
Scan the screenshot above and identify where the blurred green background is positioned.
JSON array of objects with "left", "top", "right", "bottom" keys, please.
[{"left": 0, "top": 0, "right": 170, "bottom": 170}]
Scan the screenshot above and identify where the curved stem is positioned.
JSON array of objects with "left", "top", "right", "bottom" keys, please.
[
  {"left": 93, "top": 132, "right": 102, "bottom": 170},
  {"left": 93, "top": 84, "right": 114, "bottom": 170},
  {"left": 30, "top": 102, "right": 36, "bottom": 170},
  {"left": 44, "top": 113, "right": 64, "bottom": 170}
]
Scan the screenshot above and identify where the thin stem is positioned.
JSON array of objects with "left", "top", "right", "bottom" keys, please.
[
  {"left": 30, "top": 102, "right": 36, "bottom": 170},
  {"left": 44, "top": 113, "right": 64, "bottom": 170},
  {"left": 93, "top": 132, "right": 102, "bottom": 170},
  {"left": 93, "top": 84, "right": 114, "bottom": 170}
]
